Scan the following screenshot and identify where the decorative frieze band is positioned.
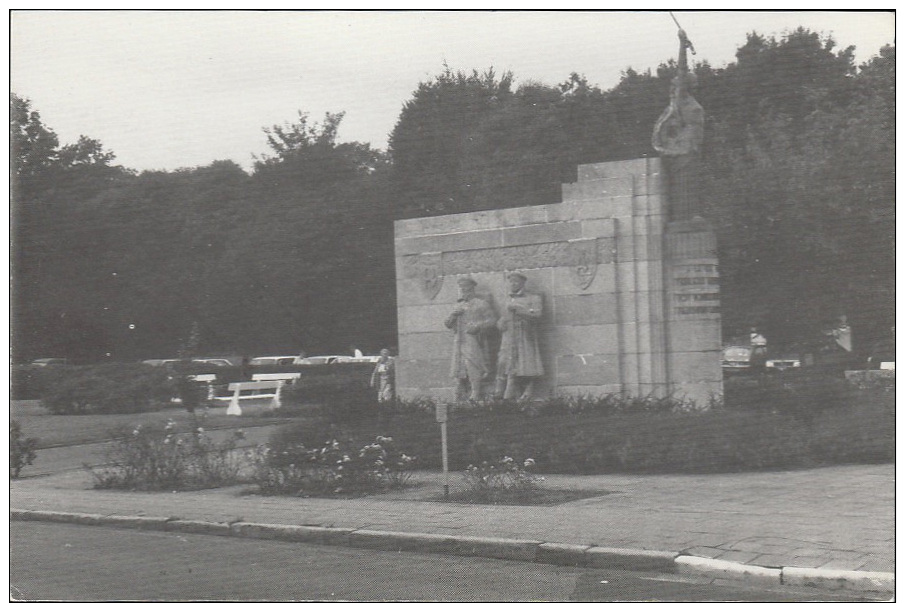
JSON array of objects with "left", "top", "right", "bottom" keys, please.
[{"left": 402, "top": 238, "right": 615, "bottom": 299}]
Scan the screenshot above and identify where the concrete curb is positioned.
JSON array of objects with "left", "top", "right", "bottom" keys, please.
[
  {"left": 782, "top": 566, "right": 896, "bottom": 593},
  {"left": 676, "top": 555, "right": 783, "bottom": 587},
  {"left": 230, "top": 522, "right": 353, "bottom": 546},
  {"left": 588, "top": 546, "right": 677, "bottom": 571},
  {"left": 675, "top": 554, "right": 895, "bottom": 595},
  {"left": 11, "top": 508, "right": 894, "bottom": 596}
]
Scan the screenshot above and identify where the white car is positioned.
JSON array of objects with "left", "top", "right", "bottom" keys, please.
[
  {"left": 250, "top": 356, "right": 300, "bottom": 366},
  {"left": 293, "top": 355, "right": 353, "bottom": 365},
  {"left": 192, "top": 358, "right": 234, "bottom": 366},
  {"left": 335, "top": 355, "right": 381, "bottom": 363},
  {"left": 141, "top": 359, "right": 180, "bottom": 368}
]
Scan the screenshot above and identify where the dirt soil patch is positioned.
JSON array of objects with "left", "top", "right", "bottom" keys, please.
[{"left": 425, "top": 488, "right": 613, "bottom": 506}]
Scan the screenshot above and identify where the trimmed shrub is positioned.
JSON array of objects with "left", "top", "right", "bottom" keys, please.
[
  {"left": 10, "top": 420, "right": 39, "bottom": 478},
  {"left": 806, "top": 386, "right": 895, "bottom": 464},
  {"left": 270, "top": 383, "right": 894, "bottom": 475},
  {"left": 173, "top": 374, "right": 207, "bottom": 414},
  {"left": 279, "top": 364, "right": 377, "bottom": 421},
  {"left": 11, "top": 364, "right": 70, "bottom": 401},
  {"left": 41, "top": 363, "right": 174, "bottom": 415},
  {"left": 724, "top": 369, "right": 849, "bottom": 419}
]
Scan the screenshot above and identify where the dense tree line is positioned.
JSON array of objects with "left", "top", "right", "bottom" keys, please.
[{"left": 11, "top": 29, "right": 894, "bottom": 363}]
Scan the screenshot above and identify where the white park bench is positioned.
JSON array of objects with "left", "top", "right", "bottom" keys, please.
[
  {"left": 251, "top": 372, "right": 301, "bottom": 383},
  {"left": 208, "top": 380, "right": 284, "bottom": 416}
]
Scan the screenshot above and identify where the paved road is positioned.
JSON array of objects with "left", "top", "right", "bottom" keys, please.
[{"left": 11, "top": 522, "right": 881, "bottom": 602}]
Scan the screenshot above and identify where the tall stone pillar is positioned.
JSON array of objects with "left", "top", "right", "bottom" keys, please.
[{"left": 663, "top": 219, "right": 722, "bottom": 405}]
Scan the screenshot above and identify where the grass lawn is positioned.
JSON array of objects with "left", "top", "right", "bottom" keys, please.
[{"left": 11, "top": 400, "right": 291, "bottom": 449}]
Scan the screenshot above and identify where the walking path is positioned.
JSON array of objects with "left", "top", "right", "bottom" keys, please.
[{"left": 10, "top": 423, "right": 895, "bottom": 597}]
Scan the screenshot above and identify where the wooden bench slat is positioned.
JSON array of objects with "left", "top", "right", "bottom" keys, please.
[
  {"left": 251, "top": 373, "right": 301, "bottom": 382},
  {"left": 190, "top": 374, "right": 217, "bottom": 382},
  {"left": 229, "top": 380, "right": 282, "bottom": 391}
]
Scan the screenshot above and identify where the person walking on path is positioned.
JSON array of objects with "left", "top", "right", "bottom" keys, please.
[
  {"left": 370, "top": 348, "right": 395, "bottom": 404},
  {"left": 749, "top": 326, "right": 767, "bottom": 370}
]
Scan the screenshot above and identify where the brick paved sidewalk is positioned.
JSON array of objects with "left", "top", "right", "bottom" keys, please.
[{"left": 11, "top": 461, "right": 894, "bottom": 575}]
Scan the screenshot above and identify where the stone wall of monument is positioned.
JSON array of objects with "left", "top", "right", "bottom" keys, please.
[{"left": 394, "top": 157, "right": 722, "bottom": 406}]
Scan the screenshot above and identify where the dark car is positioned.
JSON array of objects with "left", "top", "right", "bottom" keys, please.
[
  {"left": 721, "top": 345, "right": 753, "bottom": 374},
  {"left": 764, "top": 349, "right": 802, "bottom": 372}
]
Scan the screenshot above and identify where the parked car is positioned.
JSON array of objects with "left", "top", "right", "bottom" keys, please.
[
  {"left": 721, "top": 345, "right": 753, "bottom": 374},
  {"left": 141, "top": 359, "right": 180, "bottom": 368},
  {"left": 30, "top": 357, "right": 68, "bottom": 367},
  {"left": 334, "top": 355, "right": 381, "bottom": 363},
  {"left": 764, "top": 350, "right": 802, "bottom": 372},
  {"left": 192, "top": 358, "right": 234, "bottom": 366},
  {"left": 250, "top": 356, "right": 299, "bottom": 366},
  {"left": 294, "top": 355, "right": 353, "bottom": 365}
]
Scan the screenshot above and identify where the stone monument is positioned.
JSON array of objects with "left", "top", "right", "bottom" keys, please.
[{"left": 393, "top": 28, "right": 722, "bottom": 406}]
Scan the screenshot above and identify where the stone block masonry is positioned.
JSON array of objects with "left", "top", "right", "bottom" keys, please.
[{"left": 394, "top": 158, "right": 722, "bottom": 406}]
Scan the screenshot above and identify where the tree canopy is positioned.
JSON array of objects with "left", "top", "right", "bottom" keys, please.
[{"left": 11, "top": 29, "right": 895, "bottom": 363}]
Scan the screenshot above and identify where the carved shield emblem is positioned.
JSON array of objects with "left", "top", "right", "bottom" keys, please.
[
  {"left": 570, "top": 239, "right": 598, "bottom": 290},
  {"left": 403, "top": 253, "right": 444, "bottom": 300}
]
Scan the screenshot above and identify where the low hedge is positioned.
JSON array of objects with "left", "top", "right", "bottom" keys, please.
[
  {"left": 40, "top": 363, "right": 174, "bottom": 415},
  {"left": 279, "top": 363, "right": 377, "bottom": 421},
  {"left": 724, "top": 369, "right": 851, "bottom": 419},
  {"left": 24, "top": 360, "right": 379, "bottom": 416},
  {"left": 270, "top": 381, "right": 894, "bottom": 474},
  {"left": 11, "top": 365, "right": 71, "bottom": 401}
]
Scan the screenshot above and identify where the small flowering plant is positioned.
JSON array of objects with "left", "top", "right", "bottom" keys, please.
[
  {"left": 248, "top": 435, "right": 416, "bottom": 497},
  {"left": 461, "top": 456, "right": 543, "bottom": 503},
  {"left": 90, "top": 418, "right": 246, "bottom": 491}
]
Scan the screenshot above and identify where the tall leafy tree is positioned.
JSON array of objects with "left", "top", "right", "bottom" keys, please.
[
  {"left": 699, "top": 32, "right": 892, "bottom": 346},
  {"left": 389, "top": 66, "right": 515, "bottom": 216},
  {"left": 10, "top": 93, "right": 59, "bottom": 199}
]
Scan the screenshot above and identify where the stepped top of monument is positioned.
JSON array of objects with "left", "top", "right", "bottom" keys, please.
[{"left": 395, "top": 157, "right": 664, "bottom": 239}]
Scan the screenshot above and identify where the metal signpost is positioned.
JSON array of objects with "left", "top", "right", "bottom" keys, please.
[{"left": 435, "top": 401, "right": 449, "bottom": 499}]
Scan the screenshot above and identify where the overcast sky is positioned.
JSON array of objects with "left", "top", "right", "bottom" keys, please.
[{"left": 10, "top": 10, "right": 895, "bottom": 173}]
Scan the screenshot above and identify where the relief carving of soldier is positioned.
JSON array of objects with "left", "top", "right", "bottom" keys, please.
[
  {"left": 445, "top": 276, "right": 497, "bottom": 402},
  {"left": 496, "top": 271, "right": 544, "bottom": 402}
]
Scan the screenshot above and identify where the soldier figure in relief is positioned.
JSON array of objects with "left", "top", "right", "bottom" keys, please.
[
  {"left": 496, "top": 272, "right": 544, "bottom": 402},
  {"left": 445, "top": 277, "right": 497, "bottom": 402}
]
